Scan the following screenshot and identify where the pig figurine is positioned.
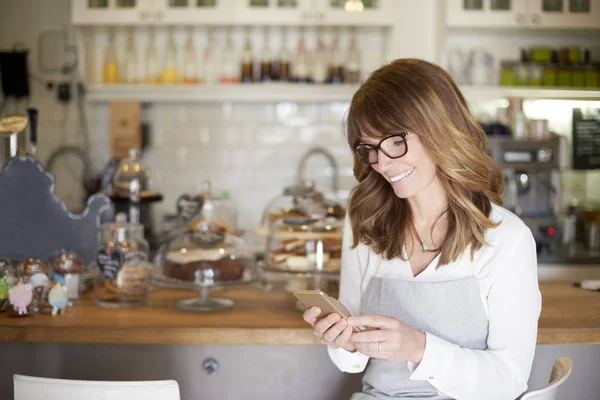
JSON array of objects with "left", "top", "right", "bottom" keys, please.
[
  {"left": 48, "top": 284, "right": 69, "bottom": 316},
  {"left": 8, "top": 281, "right": 33, "bottom": 315}
]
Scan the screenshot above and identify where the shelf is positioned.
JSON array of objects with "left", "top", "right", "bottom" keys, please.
[
  {"left": 84, "top": 83, "right": 600, "bottom": 104},
  {"left": 460, "top": 86, "right": 600, "bottom": 103},
  {"left": 84, "top": 83, "right": 360, "bottom": 103}
]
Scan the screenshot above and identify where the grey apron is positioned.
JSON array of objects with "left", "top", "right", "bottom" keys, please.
[{"left": 351, "top": 276, "right": 489, "bottom": 399}]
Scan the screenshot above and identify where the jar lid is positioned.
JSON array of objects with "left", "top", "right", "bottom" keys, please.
[
  {"left": 49, "top": 251, "right": 84, "bottom": 275},
  {"left": 18, "top": 258, "right": 51, "bottom": 279}
]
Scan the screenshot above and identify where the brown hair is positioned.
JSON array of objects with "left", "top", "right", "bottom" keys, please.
[{"left": 346, "top": 58, "right": 503, "bottom": 266}]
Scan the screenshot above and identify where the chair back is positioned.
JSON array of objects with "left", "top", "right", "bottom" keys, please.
[
  {"left": 14, "top": 374, "right": 181, "bottom": 400},
  {"left": 520, "top": 357, "right": 573, "bottom": 400}
]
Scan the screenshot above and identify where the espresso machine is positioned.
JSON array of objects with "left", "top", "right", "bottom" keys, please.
[{"left": 487, "top": 136, "right": 563, "bottom": 255}]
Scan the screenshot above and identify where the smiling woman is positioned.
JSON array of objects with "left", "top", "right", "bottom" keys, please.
[{"left": 301, "top": 59, "right": 542, "bottom": 400}]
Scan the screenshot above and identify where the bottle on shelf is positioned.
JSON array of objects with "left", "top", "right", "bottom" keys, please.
[
  {"left": 507, "top": 97, "right": 528, "bottom": 140},
  {"left": 583, "top": 49, "right": 598, "bottom": 88},
  {"left": 344, "top": 27, "right": 361, "bottom": 84},
  {"left": 513, "top": 48, "right": 529, "bottom": 86},
  {"left": 273, "top": 27, "right": 291, "bottom": 82},
  {"left": 162, "top": 27, "right": 180, "bottom": 84},
  {"left": 102, "top": 27, "right": 120, "bottom": 84},
  {"left": 294, "top": 27, "right": 310, "bottom": 83},
  {"left": 122, "top": 27, "right": 138, "bottom": 84},
  {"left": 221, "top": 28, "right": 239, "bottom": 84},
  {"left": 557, "top": 48, "right": 572, "bottom": 87},
  {"left": 312, "top": 27, "right": 328, "bottom": 85},
  {"left": 328, "top": 28, "right": 343, "bottom": 84},
  {"left": 260, "top": 27, "right": 272, "bottom": 83},
  {"left": 183, "top": 28, "right": 198, "bottom": 84},
  {"left": 144, "top": 26, "right": 160, "bottom": 84},
  {"left": 241, "top": 27, "right": 254, "bottom": 83},
  {"left": 542, "top": 50, "right": 558, "bottom": 87},
  {"left": 203, "top": 28, "right": 218, "bottom": 84}
]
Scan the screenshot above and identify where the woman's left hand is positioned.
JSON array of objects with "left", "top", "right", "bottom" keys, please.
[{"left": 347, "top": 314, "right": 426, "bottom": 364}]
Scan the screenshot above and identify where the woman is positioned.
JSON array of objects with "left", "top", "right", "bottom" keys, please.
[{"left": 303, "top": 59, "right": 541, "bottom": 400}]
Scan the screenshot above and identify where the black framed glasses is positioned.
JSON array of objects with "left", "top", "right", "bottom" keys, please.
[{"left": 354, "top": 132, "right": 410, "bottom": 165}]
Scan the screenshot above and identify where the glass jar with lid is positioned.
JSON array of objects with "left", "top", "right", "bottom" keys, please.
[
  {"left": 0, "top": 257, "right": 18, "bottom": 286},
  {"left": 111, "top": 148, "right": 156, "bottom": 199},
  {"left": 49, "top": 250, "right": 85, "bottom": 301},
  {"left": 17, "top": 258, "right": 52, "bottom": 313},
  {"left": 95, "top": 212, "right": 151, "bottom": 308}
]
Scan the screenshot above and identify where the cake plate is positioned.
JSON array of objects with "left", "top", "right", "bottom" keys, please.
[{"left": 153, "top": 261, "right": 257, "bottom": 312}]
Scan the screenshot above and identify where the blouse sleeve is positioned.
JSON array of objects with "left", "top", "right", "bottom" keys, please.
[{"left": 327, "top": 214, "right": 371, "bottom": 373}]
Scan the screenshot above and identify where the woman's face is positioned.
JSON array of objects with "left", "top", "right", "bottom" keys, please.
[{"left": 362, "top": 133, "right": 438, "bottom": 199}]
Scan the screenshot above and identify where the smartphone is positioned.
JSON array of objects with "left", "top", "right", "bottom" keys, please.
[{"left": 293, "top": 290, "right": 365, "bottom": 332}]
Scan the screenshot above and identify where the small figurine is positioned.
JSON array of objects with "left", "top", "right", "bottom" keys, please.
[
  {"left": 48, "top": 284, "right": 69, "bottom": 316},
  {"left": 8, "top": 281, "right": 33, "bottom": 315}
]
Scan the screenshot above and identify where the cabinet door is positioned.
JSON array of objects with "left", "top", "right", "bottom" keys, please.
[
  {"left": 527, "top": 0, "right": 600, "bottom": 28},
  {"left": 446, "top": 0, "right": 529, "bottom": 28},
  {"left": 313, "top": 0, "right": 396, "bottom": 27},
  {"left": 157, "top": 0, "right": 235, "bottom": 24},
  {"left": 72, "top": 0, "right": 153, "bottom": 25},
  {"left": 233, "top": 0, "right": 312, "bottom": 25}
]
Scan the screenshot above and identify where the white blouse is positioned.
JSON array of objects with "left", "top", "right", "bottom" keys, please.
[{"left": 328, "top": 203, "right": 542, "bottom": 400}]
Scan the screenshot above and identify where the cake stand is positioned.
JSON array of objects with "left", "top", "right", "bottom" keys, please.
[{"left": 153, "top": 258, "right": 257, "bottom": 312}]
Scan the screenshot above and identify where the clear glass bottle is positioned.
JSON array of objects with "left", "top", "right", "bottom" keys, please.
[
  {"left": 122, "top": 27, "right": 138, "bottom": 84},
  {"left": 183, "top": 28, "right": 198, "bottom": 84},
  {"left": 95, "top": 212, "right": 151, "bottom": 308},
  {"left": 241, "top": 28, "right": 254, "bottom": 83},
  {"left": 276, "top": 27, "right": 291, "bottom": 81},
  {"left": 294, "top": 28, "right": 310, "bottom": 83},
  {"left": 162, "top": 28, "right": 180, "bottom": 84},
  {"left": 345, "top": 27, "right": 361, "bottom": 84},
  {"left": 203, "top": 28, "right": 218, "bottom": 84},
  {"left": 260, "top": 27, "right": 271, "bottom": 82},
  {"left": 328, "top": 28, "right": 343, "bottom": 84},
  {"left": 103, "top": 27, "right": 120, "bottom": 84},
  {"left": 221, "top": 28, "right": 238, "bottom": 83},
  {"left": 145, "top": 26, "right": 160, "bottom": 84},
  {"left": 312, "top": 28, "right": 328, "bottom": 85}
]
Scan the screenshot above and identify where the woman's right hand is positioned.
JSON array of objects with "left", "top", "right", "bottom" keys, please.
[{"left": 303, "top": 307, "right": 356, "bottom": 352}]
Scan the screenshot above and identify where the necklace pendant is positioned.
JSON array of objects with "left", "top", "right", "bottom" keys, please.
[{"left": 421, "top": 243, "right": 428, "bottom": 251}]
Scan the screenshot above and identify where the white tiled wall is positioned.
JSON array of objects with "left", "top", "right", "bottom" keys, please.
[{"left": 137, "top": 101, "right": 356, "bottom": 232}]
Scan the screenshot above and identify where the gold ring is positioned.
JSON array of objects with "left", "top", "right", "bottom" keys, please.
[{"left": 378, "top": 342, "right": 382, "bottom": 352}]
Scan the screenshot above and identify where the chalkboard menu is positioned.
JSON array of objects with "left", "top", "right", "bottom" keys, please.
[{"left": 572, "top": 108, "right": 600, "bottom": 170}]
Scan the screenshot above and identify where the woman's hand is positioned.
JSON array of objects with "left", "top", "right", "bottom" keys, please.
[
  {"left": 303, "top": 307, "right": 356, "bottom": 352},
  {"left": 347, "top": 314, "right": 426, "bottom": 363}
]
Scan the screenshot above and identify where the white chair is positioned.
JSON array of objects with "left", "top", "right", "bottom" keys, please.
[
  {"left": 13, "top": 374, "right": 180, "bottom": 400},
  {"left": 520, "top": 356, "right": 573, "bottom": 400}
]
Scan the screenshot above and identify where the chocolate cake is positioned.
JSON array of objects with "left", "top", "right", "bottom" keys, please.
[{"left": 163, "top": 248, "right": 245, "bottom": 283}]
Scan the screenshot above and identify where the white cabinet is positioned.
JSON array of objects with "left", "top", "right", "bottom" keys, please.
[
  {"left": 72, "top": 0, "right": 153, "bottom": 25},
  {"left": 447, "top": 0, "right": 528, "bottom": 27},
  {"left": 446, "top": 0, "right": 600, "bottom": 29},
  {"left": 233, "top": 0, "right": 396, "bottom": 26},
  {"left": 233, "top": 0, "right": 312, "bottom": 26},
  {"left": 72, "top": 0, "right": 233, "bottom": 25},
  {"left": 528, "top": 0, "right": 600, "bottom": 28}
]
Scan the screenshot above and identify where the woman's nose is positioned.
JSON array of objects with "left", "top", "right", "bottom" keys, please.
[{"left": 376, "top": 149, "right": 394, "bottom": 171}]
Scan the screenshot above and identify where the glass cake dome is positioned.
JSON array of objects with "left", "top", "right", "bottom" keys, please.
[{"left": 153, "top": 182, "right": 255, "bottom": 312}]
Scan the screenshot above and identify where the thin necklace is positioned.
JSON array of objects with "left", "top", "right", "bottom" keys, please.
[{"left": 413, "top": 212, "right": 448, "bottom": 252}]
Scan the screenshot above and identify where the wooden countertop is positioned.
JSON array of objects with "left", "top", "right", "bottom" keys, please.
[{"left": 0, "top": 282, "right": 598, "bottom": 345}]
